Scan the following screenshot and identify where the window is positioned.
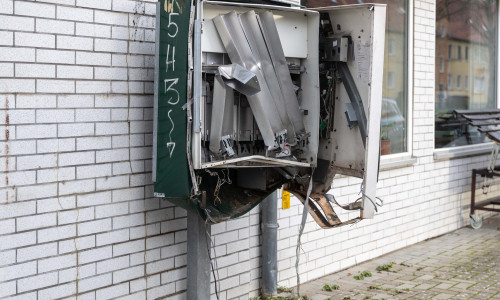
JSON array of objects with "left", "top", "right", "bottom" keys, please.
[
  {"left": 387, "top": 71, "right": 395, "bottom": 89},
  {"left": 439, "top": 56, "right": 444, "bottom": 73},
  {"left": 435, "top": 0, "right": 497, "bottom": 149},
  {"left": 308, "top": 0, "right": 410, "bottom": 155},
  {"left": 388, "top": 38, "right": 395, "bottom": 56}
]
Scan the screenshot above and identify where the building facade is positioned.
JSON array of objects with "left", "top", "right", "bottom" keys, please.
[{"left": 0, "top": 0, "right": 499, "bottom": 299}]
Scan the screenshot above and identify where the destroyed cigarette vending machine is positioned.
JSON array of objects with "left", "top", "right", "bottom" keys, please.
[{"left": 153, "top": 0, "right": 386, "bottom": 228}]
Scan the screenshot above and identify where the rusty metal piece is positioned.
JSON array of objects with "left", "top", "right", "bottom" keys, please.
[{"left": 289, "top": 191, "right": 361, "bottom": 229}]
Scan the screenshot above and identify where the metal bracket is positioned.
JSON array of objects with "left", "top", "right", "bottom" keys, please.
[
  {"left": 337, "top": 62, "right": 368, "bottom": 148},
  {"left": 221, "top": 135, "right": 235, "bottom": 157}
]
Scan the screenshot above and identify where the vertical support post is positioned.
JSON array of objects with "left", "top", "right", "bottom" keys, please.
[
  {"left": 187, "top": 210, "right": 211, "bottom": 300},
  {"left": 261, "top": 190, "right": 278, "bottom": 297},
  {"left": 471, "top": 169, "right": 476, "bottom": 216}
]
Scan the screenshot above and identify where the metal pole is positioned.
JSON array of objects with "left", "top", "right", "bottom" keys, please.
[
  {"left": 262, "top": 190, "right": 278, "bottom": 297},
  {"left": 187, "top": 210, "right": 211, "bottom": 300}
]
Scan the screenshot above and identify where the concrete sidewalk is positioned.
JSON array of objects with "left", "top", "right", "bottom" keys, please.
[{"left": 294, "top": 215, "right": 500, "bottom": 300}]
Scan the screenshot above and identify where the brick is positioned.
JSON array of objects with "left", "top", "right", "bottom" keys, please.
[
  {"left": 112, "top": 187, "right": 144, "bottom": 202},
  {"left": 57, "top": 35, "right": 93, "bottom": 51},
  {"left": 96, "top": 227, "right": 129, "bottom": 246},
  {"left": 96, "top": 174, "right": 129, "bottom": 190},
  {"left": 38, "top": 283, "right": 76, "bottom": 300},
  {"left": 37, "top": 19, "right": 74, "bottom": 35},
  {"left": 113, "top": 239, "right": 144, "bottom": 256},
  {"left": 17, "top": 94, "right": 56, "bottom": 108},
  {"left": 129, "top": 41, "right": 154, "bottom": 55},
  {"left": 0, "top": 0, "right": 13, "bottom": 14},
  {"left": 78, "top": 218, "right": 111, "bottom": 236},
  {"left": 77, "top": 80, "right": 112, "bottom": 93},
  {"left": 77, "top": 0, "right": 111, "bottom": 9},
  {"left": 0, "top": 261, "right": 36, "bottom": 281},
  {"left": 37, "top": 78, "right": 75, "bottom": 94},
  {"left": 95, "top": 94, "right": 127, "bottom": 107},
  {"left": 36, "top": 109, "right": 75, "bottom": 123},
  {"left": 37, "top": 138, "right": 75, "bottom": 153},
  {"left": 95, "top": 66, "right": 128, "bottom": 80},
  {"left": 96, "top": 122, "right": 128, "bottom": 135},
  {"left": 112, "top": 0, "right": 144, "bottom": 13},
  {"left": 0, "top": 79, "right": 35, "bottom": 93},
  {"left": 112, "top": 135, "right": 130, "bottom": 148},
  {"left": 95, "top": 282, "right": 129, "bottom": 300},
  {"left": 76, "top": 23, "right": 111, "bottom": 38},
  {"left": 58, "top": 151, "right": 95, "bottom": 166},
  {"left": 38, "top": 224, "right": 76, "bottom": 243},
  {"left": 95, "top": 39, "right": 128, "bottom": 53},
  {"left": 15, "top": 63, "right": 55, "bottom": 78},
  {"left": 96, "top": 148, "right": 129, "bottom": 163},
  {"left": 0, "top": 281, "right": 16, "bottom": 298},
  {"left": 0, "top": 219, "right": 15, "bottom": 235},
  {"left": 76, "top": 51, "right": 111, "bottom": 66},
  {"left": 57, "top": 94, "right": 94, "bottom": 108},
  {"left": 18, "top": 272, "right": 58, "bottom": 293},
  {"left": 95, "top": 10, "right": 128, "bottom": 26},
  {"left": 57, "top": 207, "right": 94, "bottom": 225},
  {"left": 17, "top": 213, "right": 57, "bottom": 231},
  {"left": 77, "top": 136, "right": 112, "bottom": 151},
  {"left": 37, "top": 49, "right": 75, "bottom": 64},
  {"left": 58, "top": 179, "right": 95, "bottom": 195},
  {"left": 77, "top": 191, "right": 111, "bottom": 207},
  {"left": 95, "top": 202, "right": 128, "bottom": 219},
  {"left": 146, "top": 258, "right": 174, "bottom": 275},
  {"left": 79, "top": 246, "right": 112, "bottom": 264},
  {"left": 0, "top": 47, "right": 35, "bottom": 62},
  {"left": 15, "top": 32, "right": 55, "bottom": 48},
  {"left": 0, "top": 231, "right": 36, "bottom": 251},
  {"left": 58, "top": 235, "right": 95, "bottom": 254},
  {"left": 0, "top": 62, "right": 13, "bottom": 76},
  {"left": 17, "top": 154, "right": 57, "bottom": 170},
  {"left": 17, "top": 124, "right": 57, "bottom": 139},
  {"left": 76, "top": 109, "right": 111, "bottom": 122},
  {"left": 58, "top": 123, "right": 94, "bottom": 137},
  {"left": 15, "top": 1, "right": 55, "bottom": 18},
  {"left": 17, "top": 243, "right": 57, "bottom": 263},
  {"left": 113, "top": 213, "right": 144, "bottom": 229},
  {"left": 0, "top": 15, "right": 34, "bottom": 31},
  {"left": 17, "top": 183, "right": 57, "bottom": 201},
  {"left": 77, "top": 164, "right": 112, "bottom": 179},
  {"left": 113, "top": 265, "right": 144, "bottom": 283},
  {"left": 57, "top": 6, "right": 93, "bottom": 22},
  {"left": 37, "top": 196, "right": 75, "bottom": 213},
  {"left": 0, "top": 253, "right": 15, "bottom": 269},
  {"left": 37, "top": 167, "right": 77, "bottom": 184},
  {"left": 1, "top": 171, "right": 34, "bottom": 188},
  {"left": 38, "top": 253, "right": 76, "bottom": 273},
  {"left": 0, "top": 109, "right": 35, "bottom": 124},
  {"left": 78, "top": 273, "right": 112, "bottom": 293}
]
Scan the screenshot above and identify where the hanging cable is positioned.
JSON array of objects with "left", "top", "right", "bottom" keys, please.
[
  {"left": 204, "top": 210, "right": 220, "bottom": 300},
  {"left": 295, "top": 169, "right": 315, "bottom": 297}
]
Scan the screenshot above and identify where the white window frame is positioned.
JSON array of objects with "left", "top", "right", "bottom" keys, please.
[
  {"left": 457, "top": 74, "right": 462, "bottom": 90},
  {"left": 439, "top": 55, "right": 444, "bottom": 73},
  {"left": 380, "top": 0, "right": 415, "bottom": 169},
  {"left": 434, "top": 1, "right": 499, "bottom": 160}
]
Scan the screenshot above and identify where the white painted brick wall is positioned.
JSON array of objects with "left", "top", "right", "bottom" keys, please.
[{"left": 1, "top": 0, "right": 497, "bottom": 299}]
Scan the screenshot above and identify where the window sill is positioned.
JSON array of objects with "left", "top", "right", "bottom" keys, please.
[
  {"left": 433, "top": 142, "right": 494, "bottom": 161},
  {"left": 380, "top": 153, "right": 417, "bottom": 170}
]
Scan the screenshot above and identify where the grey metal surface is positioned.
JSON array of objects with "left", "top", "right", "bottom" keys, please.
[
  {"left": 239, "top": 11, "right": 296, "bottom": 145},
  {"left": 193, "top": 11, "right": 202, "bottom": 133},
  {"left": 261, "top": 191, "right": 278, "bottom": 298},
  {"left": 213, "top": 11, "right": 285, "bottom": 150},
  {"left": 152, "top": 2, "right": 161, "bottom": 182},
  {"left": 187, "top": 210, "right": 211, "bottom": 300},
  {"left": 258, "top": 11, "right": 306, "bottom": 137},
  {"left": 209, "top": 75, "right": 234, "bottom": 154}
]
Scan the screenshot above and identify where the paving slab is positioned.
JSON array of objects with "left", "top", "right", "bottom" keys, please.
[{"left": 290, "top": 215, "right": 500, "bottom": 300}]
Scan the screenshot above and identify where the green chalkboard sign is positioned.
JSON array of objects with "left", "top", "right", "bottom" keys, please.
[{"left": 154, "top": 0, "right": 192, "bottom": 199}]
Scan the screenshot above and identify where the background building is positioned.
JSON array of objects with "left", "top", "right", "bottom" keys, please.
[{"left": 0, "top": 0, "right": 499, "bottom": 299}]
